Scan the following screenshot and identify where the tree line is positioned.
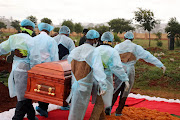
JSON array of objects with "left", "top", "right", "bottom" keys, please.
[{"left": 0, "top": 8, "right": 180, "bottom": 48}]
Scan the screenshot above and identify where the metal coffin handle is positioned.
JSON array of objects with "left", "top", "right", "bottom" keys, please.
[
  {"left": 48, "top": 87, "right": 55, "bottom": 96},
  {"left": 34, "top": 85, "right": 41, "bottom": 92}
]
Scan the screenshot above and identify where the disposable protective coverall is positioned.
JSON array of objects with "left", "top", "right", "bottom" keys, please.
[
  {"left": 90, "top": 45, "right": 129, "bottom": 119},
  {"left": 53, "top": 35, "right": 75, "bottom": 60},
  {"left": 0, "top": 33, "right": 36, "bottom": 119},
  {"left": 113, "top": 39, "right": 165, "bottom": 114},
  {"left": 29, "top": 31, "right": 59, "bottom": 67},
  {"left": 66, "top": 43, "right": 107, "bottom": 120},
  {"left": 0, "top": 33, "right": 33, "bottom": 100},
  {"left": 29, "top": 31, "right": 59, "bottom": 117}
]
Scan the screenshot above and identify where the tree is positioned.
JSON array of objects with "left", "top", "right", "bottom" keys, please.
[
  {"left": 27, "top": 15, "right": 37, "bottom": 25},
  {"left": 74, "top": 23, "right": 83, "bottom": 34},
  {"left": 53, "top": 27, "right": 60, "bottom": 33},
  {"left": 94, "top": 25, "right": 109, "bottom": 34},
  {"left": 165, "top": 17, "right": 180, "bottom": 37},
  {"left": 108, "top": 18, "right": 134, "bottom": 34},
  {"left": 41, "top": 18, "right": 52, "bottom": 24},
  {"left": 154, "top": 31, "right": 162, "bottom": 40},
  {"left": 11, "top": 20, "right": 20, "bottom": 31},
  {"left": 134, "top": 8, "right": 159, "bottom": 47},
  {"left": 114, "top": 33, "right": 121, "bottom": 42},
  {"left": 0, "top": 21, "right": 6, "bottom": 34},
  {"left": 0, "top": 21, "right": 6, "bottom": 29},
  {"left": 62, "top": 20, "right": 74, "bottom": 33},
  {"left": 165, "top": 17, "right": 180, "bottom": 49}
]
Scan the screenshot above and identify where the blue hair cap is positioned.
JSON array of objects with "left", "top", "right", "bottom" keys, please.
[
  {"left": 101, "top": 32, "right": 114, "bottom": 42},
  {"left": 38, "top": 23, "right": 54, "bottom": 32},
  {"left": 86, "top": 29, "right": 99, "bottom": 39},
  {"left": 59, "top": 26, "right": 70, "bottom": 35},
  {"left": 124, "top": 31, "right": 134, "bottom": 39},
  {"left": 21, "top": 19, "right": 35, "bottom": 29}
]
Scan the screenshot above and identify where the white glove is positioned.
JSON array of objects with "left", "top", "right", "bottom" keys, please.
[
  {"left": 100, "top": 90, "right": 106, "bottom": 96},
  {"left": 161, "top": 66, "right": 166, "bottom": 74},
  {"left": 125, "top": 81, "right": 130, "bottom": 92}
]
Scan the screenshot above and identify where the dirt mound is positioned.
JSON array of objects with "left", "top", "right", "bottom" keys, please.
[
  {"left": 0, "top": 82, "right": 17, "bottom": 113},
  {"left": 0, "top": 56, "right": 12, "bottom": 72},
  {"left": 107, "top": 107, "right": 180, "bottom": 120},
  {"left": 146, "top": 47, "right": 163, "bottom": 52}
]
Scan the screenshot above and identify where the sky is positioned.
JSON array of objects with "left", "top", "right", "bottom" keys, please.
[{"left": 0, "top": 0, "right": 180, "bottom": 25}]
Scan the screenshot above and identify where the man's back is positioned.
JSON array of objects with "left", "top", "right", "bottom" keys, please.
[
  {"left": 54, "top": 34, "right": 75, "bottom": 60},
  {"left": 115, "top": 40, "right": 164, "bottom": 68},
  {"left": 30, "top": 32, "right": 58, "bottom": 67}
]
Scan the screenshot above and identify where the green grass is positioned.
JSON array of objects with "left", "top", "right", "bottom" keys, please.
[
  {"left": 133, "top": 48, "right": 180, "bottom": 98},
  {"left": 133, "top": 39, "right": 169, "bottom": 49},
  {"left": 0, "top": 76, "right": 9, "bottom": 86},
  {"left": 70, "top": 35, "right": 174, "bottom": 50},
  {"left": 70, "top": 35, "right": 81, "bottom": 46}
]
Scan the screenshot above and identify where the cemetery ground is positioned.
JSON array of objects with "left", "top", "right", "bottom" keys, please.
[{"left": 0, "top": 35, "right": 180, "bottom": 119}]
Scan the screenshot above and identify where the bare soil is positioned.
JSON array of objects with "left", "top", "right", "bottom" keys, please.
[
  {"left": 0, "top": 82, "right": 17, "bottom": 113},
  {"left": 107, "top": 107, "right": 180, "bottom": 120}
]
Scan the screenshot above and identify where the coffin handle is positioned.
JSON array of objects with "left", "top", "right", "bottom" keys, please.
[
  {"left": 34, "top": 85, "right": 41, "bottom": 92},
  {"left": 48, "top": 87, "right": 55, "bottom": 96}
]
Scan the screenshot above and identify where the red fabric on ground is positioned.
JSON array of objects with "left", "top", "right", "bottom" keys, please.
[
  {"left": 111, "top": 97, "right": 145, "bottom": 113},
  {"left": 24, "top": 103, "right": 94, "bottom": 120},
  {"left": 24, "top": 96, "right": 180, "bottom": 120}
]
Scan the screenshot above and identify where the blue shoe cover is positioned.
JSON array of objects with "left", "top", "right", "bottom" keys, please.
[
  {"left": 60, "top": 105, "right": 70, "bottom": 110},
  {"left": 36, "top": 106, "right": 48, "bottom": 118}
]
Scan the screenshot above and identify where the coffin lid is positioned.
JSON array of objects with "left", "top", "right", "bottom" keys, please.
[{"left": 28, "top": 60, "right": 71, "bottom": 79}]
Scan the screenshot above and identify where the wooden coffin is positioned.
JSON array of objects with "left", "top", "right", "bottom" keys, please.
[{"left": 25, "top": 60, "right": 71, "bottom": 106}]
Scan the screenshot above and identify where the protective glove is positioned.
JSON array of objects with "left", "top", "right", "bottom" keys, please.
[
  {"left": 99, "top": 83, "right": 107, "bottom": 95},
  {"left": 100, "top": 90, "right": 106, "bottom": 96},
  {"left": 124, "top": 81, "right": 130, "bottom": 92},
  {"left": 161, "top": 66, "right": 166, "bottom": 74}
]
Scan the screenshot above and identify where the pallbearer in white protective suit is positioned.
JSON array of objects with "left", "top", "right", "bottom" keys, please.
[
  {"left": 66, "top": 29, "right": 107, "bottom": 120},
  {"left": 90, "top": 32, "right": 129, "bottom": 120},
  {"left": 29, "top": 22, "right": 59, "bottom": 118},
  {"left": 0, "top": 19, "right": 38, "bottom": 120},
  {"left": 111, "top": 31, "right": 166, "bottom": 116},
  {"left": 53, "top": 26, "right": 75, "bottom": 60}
]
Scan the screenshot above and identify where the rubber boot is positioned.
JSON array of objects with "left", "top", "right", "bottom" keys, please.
[
  {"left": 12, "top": 99, "right": 36, "bottom": 120},
  {"left": 116, "top": 97, "right": 127, "bottom": 115}
]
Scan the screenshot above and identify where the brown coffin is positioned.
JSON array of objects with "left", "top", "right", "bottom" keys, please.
[{"left": 25, "top": 60, "right": 71, "bottom": 106}]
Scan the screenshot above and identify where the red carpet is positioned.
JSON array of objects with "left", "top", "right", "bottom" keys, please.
[
  {"left": 24, "top": 97, "right": 180, "bottom": 120},
  {"left": 111, "top": 97, "right": 146, "bottom": 112},
  {"left": 24, "top": 103, "right": 94, "bottom": 120}
]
